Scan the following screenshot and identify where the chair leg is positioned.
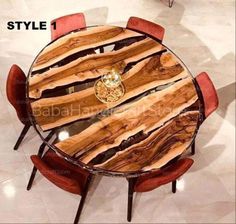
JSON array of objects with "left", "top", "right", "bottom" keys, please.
[
  {"left": 74, "top": 175, "right": 93, "bottom": 224},
  {"left": 169, "top": 0, "right": 174, "bottom": 8},
  {"left": 172, "top": 180, "right": 177, "bottom": 193},
  {"left": 127, "top": 178, "right": 135, "bottom": 222},
  {"left": 191, "top": 140, "right": 195, "bottom": 155},
  {"left": 26, "top": 131, "right": 55, "bottom": 191},
  {"left": 14, "top": 124, "right": 31, "bottom": 150},
  {"left": 27, "top": 166, "right": 37, "bottom": 191}
]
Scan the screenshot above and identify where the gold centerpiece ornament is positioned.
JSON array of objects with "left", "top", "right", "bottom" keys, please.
[{"left": 94, "top": 69, "right": 125, "bottom": 103}]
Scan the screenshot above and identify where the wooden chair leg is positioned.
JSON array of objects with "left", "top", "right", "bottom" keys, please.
[
  {"left": 27, "top": 166, "right": 37, "bottom": 191},
  {"left": 172, "top": 180, "right": 177, "bottom": 193},
  {"left": 14, "top": 124, "right": 31, "bottom": 150},
  {"left": 191, "top": 140, "right": 195, "bottom": 155},
  {"left": 74, "top": 175, "right": 93, "bottom": 224},
  {"left": 169, "top": 0, "right": 174, "bottom": 8},
  {"left": 26, "top": 131, "right": 55, "bottom": 191},
  {"left": 127, "top": 178, "right": 135, "bottom": 222},
  {"left": 26, "top": 142, "right": 47, "bottom": 191}
]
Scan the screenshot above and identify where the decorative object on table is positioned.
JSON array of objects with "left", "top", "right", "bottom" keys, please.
[
  {"left": 94, "top": 68, "right": 125, "bottom": 103},
  {"left": 6, "top": 64, "right": 31, "bottom": 150},
  {"left": 27, "top": 131, "right": 93, "bottom": 224},
  {"left": 51, "top": 13, "right": 86, "bottom": 40},
  {"left": 127, "top": 16, "right": 165, "bottom": 42},
  {"left": 126, "top": 158, "right": 194, "bottom": 222},
  {"left": 191, "top": 72, "right": 219, "bottom": 155}
]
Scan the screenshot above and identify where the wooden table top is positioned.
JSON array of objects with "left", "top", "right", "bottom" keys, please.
[{"left": 27, "top": 25, "right": 202, "bottom": 177}]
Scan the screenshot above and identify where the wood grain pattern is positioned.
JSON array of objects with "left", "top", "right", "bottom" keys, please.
[
  {"left": 95, "top": 111, "right": 199, "bottom": 172},
  {"left": 31, "top": 53, "right": 188, "bottom": 131},
  {"left": 55, "top": 77, "right": 198, "bottom": 164},
  {"left": 33, "top": 26, "right": 143, "bottom": 71},
  {"left": 29, "top": 38, "right": 165, "bottom": 99},
  {"left": 27, "top": 25, "right": 201, "bottom": 176}
]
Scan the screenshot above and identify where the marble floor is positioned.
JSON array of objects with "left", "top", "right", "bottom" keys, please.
[{"left": 0, "top": 0, "right": 235, "bottom": 223}]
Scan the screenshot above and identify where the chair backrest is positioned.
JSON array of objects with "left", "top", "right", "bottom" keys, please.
[
  {"left": 134, "top": 158, "right": 194, "bottom": 192},
  {"left": 31, "top": 150, "right": 89, "bottom": 195},
  {"left": 195, "top": 72, "right": 219, "bottom": 119},
  {"left": 50, "top": 13, "right": 86, "bottom": 40},
  {"left": 126, "top": 16, "right": 165, "bottom": 42},
  {"left": 6, "top": 64, "right": 28, "bottom": 124}
]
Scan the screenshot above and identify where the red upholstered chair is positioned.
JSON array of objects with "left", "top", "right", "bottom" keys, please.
[
  {"left": 190, "top": 72, "right": 219, "bottom": 155},
  {"left": 6, "top": 64, "right": 31, "bottom": 150},
  {"left": 127, "top": 158, "right": 194, "bottom": 222},
  {"left": 51, "top": 13, "right": 86, "bottom": 40},
  {"left": 196, "top": 72, "right": 219, "bottom": 119},
  {"left": 126, "top": 17, "right": 165, "bottom": 42},
  {"left": 27, "top": 134, "right": 93, "bottom": 224}
]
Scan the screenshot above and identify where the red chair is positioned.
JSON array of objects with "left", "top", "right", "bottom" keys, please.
[
  {"left": 51, "top": 13, "right": 86, "bottom": 40},
  {"left": 126, "top": 17, "right": 165, "bottom": 42},
  {"left": 191, "top": 72, "right": 219, "bottom": 155},
  {"left": 6, "top": 64, "right": 31, "bottom": 150},
  {"left": 126, "top": 158, "right": 194, "bottom": 222},
  {"left": 27, "top": 134, "right": 93, "bottom": 224}
]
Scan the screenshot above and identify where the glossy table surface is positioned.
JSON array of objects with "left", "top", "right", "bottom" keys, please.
[{"left": 27, "top": 25, "right": 202, "bottom": 177}]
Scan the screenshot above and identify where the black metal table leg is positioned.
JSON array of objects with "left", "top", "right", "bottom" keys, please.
[
  {"left": 99, "top": 47, "right": 104, "bottom": 53},
  {"left": 37, "top": 130, "right": 56, "bottom": 157}
]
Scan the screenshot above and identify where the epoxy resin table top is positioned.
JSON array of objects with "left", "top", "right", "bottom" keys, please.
[{"left": 27, "top": 25, "right": 202, "bottom": 177}]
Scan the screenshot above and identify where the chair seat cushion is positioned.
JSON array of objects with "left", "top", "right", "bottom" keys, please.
[
  {"left": 31, "top": 150, "right": 90, "bottom": 195},
  {"left": 134, "top": 158, "right": 194, "bottom": 192}
]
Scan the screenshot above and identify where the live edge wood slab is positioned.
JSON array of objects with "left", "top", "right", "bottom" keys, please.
[{"left": 27, "top": 25, "right": 201, "bottom": 177}]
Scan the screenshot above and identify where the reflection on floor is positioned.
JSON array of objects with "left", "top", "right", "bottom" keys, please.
[{"left": 0, "top": 0, "right": 235, "bottom": 223}]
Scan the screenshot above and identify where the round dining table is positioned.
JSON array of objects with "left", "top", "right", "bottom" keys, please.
[{"left": 26, "top": 25, "right": 203, "bottom": 178}]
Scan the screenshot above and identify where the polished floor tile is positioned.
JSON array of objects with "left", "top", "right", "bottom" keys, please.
[{"left": 0, "top": 0, "right": 235, "bottom": 223}]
